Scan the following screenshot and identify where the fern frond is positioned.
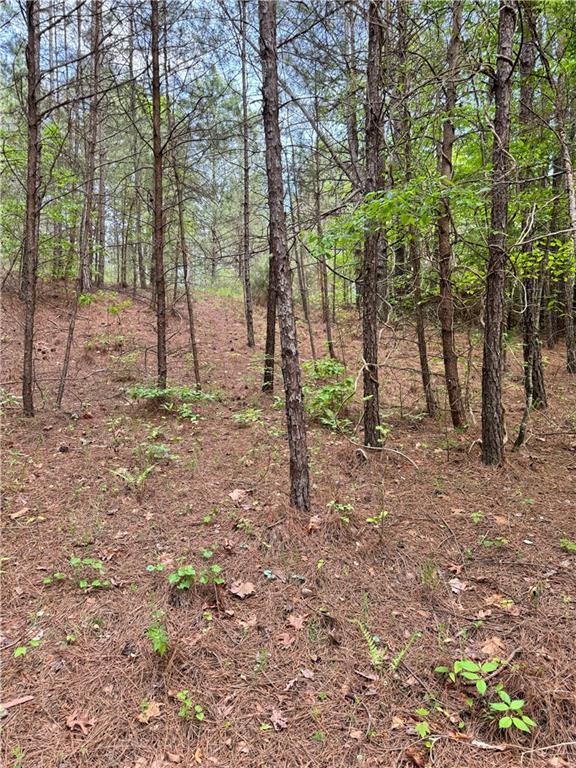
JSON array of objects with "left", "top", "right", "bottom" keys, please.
[{"left": 357, "top": 620, "right": 386, "bottom": 668}]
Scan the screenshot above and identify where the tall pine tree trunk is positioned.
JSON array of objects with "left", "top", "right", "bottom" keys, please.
[
  {"left": 362, "top": 0, "right": 383, "bottom": 446},
  {"left": 239, "top": 0, "right": 255, "bottom": 348},
  {"left": 437, "top": 0, "right": 466, "bottom": 428},
  {"left": 258, "top": 0, "right": 310, "bottom": 512},
  {"left": 22, "top": 0, "right": 41, "bottom": 417},
  {"left": 151, "top": 0, "right": 167, "bottom": 388},
  {"left": 481, "top": 0, "right": 517, "bottom": 465}
]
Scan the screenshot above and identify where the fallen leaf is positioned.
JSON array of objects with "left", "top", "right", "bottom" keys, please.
[
  {"left": 349, "top": 729, "right": 363, "bottom": 741},
  {"left": 136, "top": 700, "right": 162, "bottom": 724},
  {"left": 288, "top": 614, "right": 307, "bottom": 631},
  {"left": 307, "top": 514, "right": 321, "bottom": 533},
  {"left": 166, "top": 753, "right": 182, "bottom": 764},
  {"left": 546, "top": 758, "right": 572, "bottom": 767},
  {"left": 391, "top": 715, "right": 405, "bottom": 730},
  {"left": 301, "top": 669, "right": 314, "bottom": 679},
  {"left": 448, "top": 577, "right": 469, "bottom": 594},
  {"left": 229, "top": 580, "right": 255, "bottom": 599},
  {"left": 404, "top": 746, "right": 427, "bottom": 768},
  {"left": 229, "top": 489, "right": 247, "bottom": 504},
  {"left": 194, "top": 746, "right": 203, "bottom": 764},
  {"left": 480, "top": 636, "right": 506, "bottom": 656},
  {"left": 276, "top": 632, "right": 295, "bottom": 648},
  {"left": 66, "top": 711, "right": 95, "bottom": 735},
  {"left": 271, "top": 707, "right": 288, "bottom": 731}
]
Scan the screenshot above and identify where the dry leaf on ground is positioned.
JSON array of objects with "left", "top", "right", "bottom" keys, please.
[
  {"left": 271, "top": 707, "right": 288, "bottom": 730},
  {"left": 65, "top": 711, "right": 95, "bottom": 735},
  {"left": 229, "top": 580, "right": 255, "bottom": 598},
  {"left": 287, "top": 614, "right": 307, "bottom": 631},
  {"left": 229, "top": 489, "right": 247, "bottom": 504},
  {"left": 136, "top": 700, "right": 162, "bottom": 724}
]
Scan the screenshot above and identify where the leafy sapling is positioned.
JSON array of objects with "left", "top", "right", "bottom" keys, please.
[
  {"left": 489, "top": 688, "right": 536, "bottom": 733},
  {"left": 435, "top": 658, "right": 500, "bottom": 695}
]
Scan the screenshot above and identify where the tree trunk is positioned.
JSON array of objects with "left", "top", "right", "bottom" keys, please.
[
  {"left": 22, "top": 0, "right": 41, "bottom": 417},
  {"left": 481, "top": 0, "right": 517, "bottom": 465},
  {"left": 151, "top": 0, "right": 167, "bottom": 388},
  {"left": 362, "top": 0, "right": 383, "bottom": 446},
  {"left": 258, "top": 0, "right": 310, "bottom": 512},
  {"left": 515, "top": 12, "right": 546, "bottom": 448},
  {"left": 79, "top": 0, "right": 101, "bottom": 292},
  {"left": 437, "top": 0, "right": 466, "bottom": 428},
  {"left": 239, "top": 0, "right": 255, "bottom": 348},
  {"left": 314, "top": 92, "right": 336, "bottom": 359},
  {"left": 262, "top": 251, "right": 277, "bottom": 392}
]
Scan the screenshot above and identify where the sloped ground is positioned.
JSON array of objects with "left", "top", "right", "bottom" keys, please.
[{"left": 1, "top": 284, "right": 575, "bottom": 768}]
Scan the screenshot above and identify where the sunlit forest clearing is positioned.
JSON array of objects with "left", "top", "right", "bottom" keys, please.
[{"left": 1, "top": 1, "right": 575, "bottom": 767}]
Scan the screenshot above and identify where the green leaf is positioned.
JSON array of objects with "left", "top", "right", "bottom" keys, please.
[
  {"left": 415, "top": 721, "right": 431, "bottom": 738},
  {"left": 490, "top": 702, "right": 509, "bottom": 712},
  {"left": 512, "top": 717, "right": 531, "bottom": 733},
  {"left": 476, "top": 679, "right": 487, "bottom": 695},
  {"left": 435, "top": 665, "right": 449, "bottom": 674},
  {"left": 13, "top": 646, "right": 27, "bottom": 657},
  {"left": 461, "top": 671, "right": 480, "bottom": 681},
  {"left": 498, "top": 690, "right": 511, "bottom": 705},
  {"left": 522, "top": 715, "right": 537, "bottom": 727},
  {"left": 509, "top": 699, "right": 525, "bottom": 711},
  {"left": 459, "top": 660, "right": 480, "bottom": 673},
  {"left": 499, "top": 716, "right": 512, "bottom": 729},
  {"left": 481, "top": 660, "right": 499, "bottom": 673}
]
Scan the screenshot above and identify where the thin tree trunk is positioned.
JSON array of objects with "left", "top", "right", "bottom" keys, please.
[
  {"left": 22, "top": 0, "right": 41, "bottom": 417},
  {"left": 79, "top": 0, "right": 101, "bottom": 292},
  {"left": 258, "top": 0, "right": 310, "bottom": 512},
  {"left": 262, "top": 251, "right": 276, "bottom": 391},
  {"left": 437, "top": 0, "right": 466, "bottom": 428},
  {"left": 239, "top": 0, "right": 255, "bottom": 348},
  {"left": 411, "top": 237, "right": 437, "bottom": 417},
  {"left": 481, "top": 0, "right": 517, "bottom": 465},
  {"left": 362, "top": 0, "right": 383, "bottom": 446},
  {"left": 314, "top": 91, "right": 335, "bottom": 359},
  {"left": 151, "top": 0, "right": 167, "bottom": 388}
]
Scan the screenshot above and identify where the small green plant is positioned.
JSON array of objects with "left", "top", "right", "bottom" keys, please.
[
  {"left": 327, "top": 500, "right": 354, "bottom": 524},
  {"left": 303, "top": 357, "right": 345, "bottom": 380},
  {"left": 366, "top": 510, "right": 389, "bottom": 526},
  {"left": 110, "top": 464, "right": 154, "bottom": 493},
  {"left": 435, "top": 658, "right": 501, "bottom": 695},
  {"left": 175, "top": 690, "right": 204, "bottom": 720},
  {"left": 421, "top": 558, "right": 439, "bottom": 589},
  {"left": 0, "top": 388, "right": 20, "bottom": 411},
  {"left": 489, "top": 688, "right": 536, "bottom": 733},
  {"left": 233, "top": 407, "right": 262, "bottom": 427},
  {"left": 390, "top": 631, "right": 422, "bottom": 672},
  {"left": 42, "top": 571, "right": 67, "bottom": 586},
  {"left": 471, "top": 511, "right": 484, "bottom": 524},
  {"left": 357, "top": 621, "right": 386, "bottom": 669},
  {"left": 482, "top": 536, "right": 508, "bottom": 549},
  {"left": 68, "top": 556, "right": 110, "bottom": 590},
  {"left": 13, "top": 637, "right": 42, "bottom": 658},
  {"left": 10, "top": 746, "right": 26, "bottom": 768},
  {"left": 167, "top": 563, "right": 224, "bottom": 590},
  {"left": 144, "top": 443, "right": 175, "bottom": 462},
  {"left": 147, "top": 613, "right": 169, "bottom": 657},
  {"left": 414, "top": 708, "right": 431, "bottom": 738},
  {"left": 254, "top": 648, "right": 270, "bottom": 674},
  {"left": 203, "top": 507, "right": 219, "bottom": 524},
  {"left": 312, "top": 730, "right": 326, "bottom": 742},
  {"left": 560, "top": 537, "right": 576, "bottom": 553}
]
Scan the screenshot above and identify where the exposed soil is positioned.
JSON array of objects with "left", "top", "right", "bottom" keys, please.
[{"left": 1, "top": 285, "right": 575, "bottom": 768}]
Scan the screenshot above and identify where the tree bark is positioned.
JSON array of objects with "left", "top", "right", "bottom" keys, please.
[
  {"left": 481, "top": 0, "right": 517, "bottom": 465},
  {"left": 437, "top": 0, "right": 466, "bottom": 428},
  {"left": 151, "top": 0, "right": 167, "bottom": 388},
  {"left": 239, "top": 0, "right": 255, "bottom": 348},
  {"left": 22, "top": 0, "right": 41, "bottom": 417},
  {"left": 362, "top": 0, "right": 383, "bottom": 446},
  {"left": 258, "top": 0, "right": 310, "bottom": 512}
]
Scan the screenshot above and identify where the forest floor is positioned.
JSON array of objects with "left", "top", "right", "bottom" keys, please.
[{"left": 1, "top": 283, "right": 575, "bottom": 768}]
